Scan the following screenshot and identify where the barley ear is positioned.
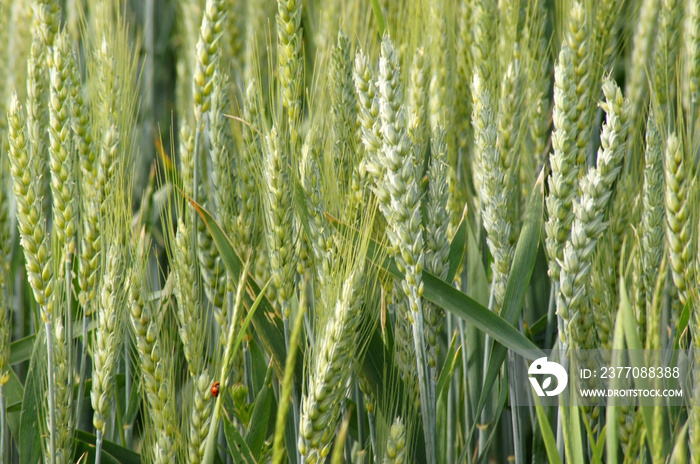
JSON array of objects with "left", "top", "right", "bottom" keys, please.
[
  {"left": 470, "top": 0, "right": 496, "bottom": 85},
  {"left": 31, "top": 0, "right": 60, "bottom": 48},
  {"left": 196, "top": 185, "right": 228, "bottom": 322},
  {"left": 524, "top": 33, "right": 551, "bottom": 200},
  {"left": 26, "top": 39, "right": 51, "bottom": 217},
  {"left": 128, "top": 263, "right": 178, "bottom": 463},
  {"left": 0, "top": 171, "right": 10, "bottom": 388}
]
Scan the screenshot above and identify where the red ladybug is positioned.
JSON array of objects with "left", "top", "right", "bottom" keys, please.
[{"left": 211, "top": 381, "right": 220, "bottom": 398}]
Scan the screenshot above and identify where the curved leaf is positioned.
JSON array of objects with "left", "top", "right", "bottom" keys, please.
[
  {"left": 472, "top": 169, "right": 545, "bottom": 432},
  {"left": 74, "top": 431, "right": 141, "bottom": 464},
  {"left": 19, "top": 328, "right": 44, "bottom": 464}
]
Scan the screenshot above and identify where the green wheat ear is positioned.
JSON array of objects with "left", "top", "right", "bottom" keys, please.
[
  {"left": 641, "top": 109, "right": 665, "bottom": 348},
  {"left": 48, "top": 30, "right": 77, "bottom": 258},
  {"left": 557, "top": 78, "right": 630, "bottom": 348},
  {"left": 383, "top": 417, "right": 407, "bottom": 464},
  {"left": 545, "top": 44, "right": 578, "bottom": 284},
  {"left": 472, "top": 71, "right": 513, "bottom": 313},
  {"left": 193, "top": 0, "right": 227, "bottom": 128},
  {"left": 664, "top": 132, "right": 693, "bottom": 308},
  {"left": 298, "top": 202, "right": 376, "bottom": 464},
  {"left": 263, "top": 126, "right": 295, "bottom": 319},
  {"left": 329, "top": 30, "right": 358, "bottom": 193},
  {"left": 277, "top": 0, "right": 304, "bottom": 126},
  {"left": 91, "top": 245, "right": 123, "bottom": 455}
]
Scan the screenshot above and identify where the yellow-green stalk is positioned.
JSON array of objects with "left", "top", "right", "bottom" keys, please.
[{"left": 0, "top": 146, "right": 12, "bottom": 462}]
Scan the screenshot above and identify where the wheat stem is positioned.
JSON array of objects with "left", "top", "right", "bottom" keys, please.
[
  {"left": 203, "top": 257, "right": 251, "bottom": 464},
  {"left": 272, "top": 286, "right": 306, "bottom": 464},
  {"left": 45, "top": 320, "right": 57, "bottom": 464}
]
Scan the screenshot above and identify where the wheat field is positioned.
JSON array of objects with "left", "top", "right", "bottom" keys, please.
[{"left": 0, "top": 0, "right": 698, "bottom": 463}]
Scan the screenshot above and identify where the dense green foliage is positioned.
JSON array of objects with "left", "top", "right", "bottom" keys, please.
[{"left": 0, "top": 0, "right": 699, "bottom": 463}]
